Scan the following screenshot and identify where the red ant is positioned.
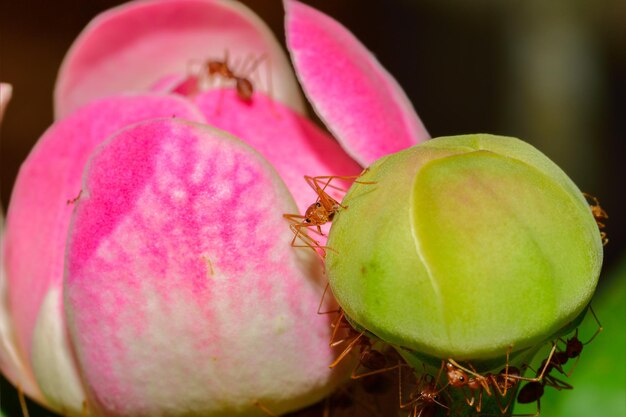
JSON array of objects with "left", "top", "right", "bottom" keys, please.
[
  {"left": 514, "top": 363, "right": 572, "bottom": 416},
  {"left": 185, "top": 50, "right": 269, "bottom": 103},
  {"left": 283, "top": 174, "right": 372, "bottom": 258},
  {"left": 539, "top": 306, "right": 602, "bottom": 378},
  {"left": 446, "top": 346, "right": 533, "bottom": 414},
  {"left": 327, "top": 310, "right": 400, "bottom": 381},
  {"left": 513, "top": 316, "right": 602, "bottom": 417},
  {"left": 317, "top": 283, "right": 397, "bottom": 396},
  {"left": 445, "top": 360, "right": 513, "bottom": 413},
  {"left": 583, "top": 192, "right": 609, "bottom": 246},
  {"left": 399, "top": 363, "right": 450, "bottom": 417},
  {"left": 66, "top": 189, "right": 82, "bottom": 205}
]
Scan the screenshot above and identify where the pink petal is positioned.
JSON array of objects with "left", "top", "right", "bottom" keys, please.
[
  {"left": 65, "top": 119, "right": 347, "bottom": 415},
  {"left": 194, "top": 89, "right": 363, "bottom": 213},
  {"left": 55, "top": 0, "right": 305, "bottom": 119},
  {"left": 284, "top": 0, "right": 430, "bottom": 166},
  {"left": 0, "top": 83, "right": 12, "bottom": 123},
  {"left": 3, "top": 94, "right": 204, "bottom": 382},
  {"left": 1, "top": 223, "right": 46, "bottom": 405}
]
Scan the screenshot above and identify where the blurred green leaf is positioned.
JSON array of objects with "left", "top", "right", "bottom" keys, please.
[{"left": 515, "top": 255, "right": 626, "bottom": 417}]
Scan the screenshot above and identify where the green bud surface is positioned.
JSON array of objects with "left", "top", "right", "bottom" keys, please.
[{"left": 326, "top": 134, "right": 602, "bottom": 361}]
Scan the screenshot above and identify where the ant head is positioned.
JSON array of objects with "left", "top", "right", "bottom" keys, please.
[
  {"left": 304, "top": 203, "right": 319, "bottom": 219},
  {"left": 445, "top": 363, "right": 467, "bottom": 387},
  {"left": 566, "top": 337, "right": 583, "bottom": 357}
]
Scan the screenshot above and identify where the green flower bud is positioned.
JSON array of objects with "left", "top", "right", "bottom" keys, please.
[{"left": 326, "top": 134, "right": 602, "bottom": 362}]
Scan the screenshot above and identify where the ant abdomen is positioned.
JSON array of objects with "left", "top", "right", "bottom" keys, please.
[{"left": 517, "top": 381, "right": 544, "bottom": 404}]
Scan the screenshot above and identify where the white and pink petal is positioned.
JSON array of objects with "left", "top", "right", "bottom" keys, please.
[
  {"left": 3, "top": 93, "right": 204, "bottom": 413},
  {"left": 65, "top": 118, "right": 347, "bottom": 416}
]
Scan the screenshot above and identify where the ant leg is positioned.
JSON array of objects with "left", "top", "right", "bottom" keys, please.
[
  {"left": 489, "top": 345, "right": 518, "bottom": 398},
  {"left": 600, "top": 232, "right": 608, "bottom": 246},
  {"left": 291, "top": 222, "right": 336, "bottom": 248},
  {"left": 283, "top": 214, "right": 326, "bottom": 237},
  {"left": 253, "top": 400, "right": 278, "bottom": 417},
  {"left": 18, "top": 385, "right": 30, "bottom": 417},
  {"left": 475, "top": 388, "right": 485, "bottom": 413},
  {"left": 289, "top": 223, "right": 338, "bottom": 257},
  {"left": 469, "top": 363, "right": 492, "bottom": 398},
  {"left": 234, "top": 52, "right": 253, "bottom": 76},
  {"left": 261, "top": 54, "right": 277, "bottom": 116},
  {"left": 67, "top": 189, "right": 82, "bottom": 205},
  {"left": 352, "top": 358, "right": 402, "bottom": 380},
  {"left": 329, "top": 332, "right": 365, "bottom": 369},
  {"left": 317, "top": 282, "right": 340, "bottom": 315},
  {"left": 304, "top": 176, "right": 346, "bottom": 216},
  {"left": 501, "top": 345, "right": 512, "bottom": 395},
  {"left": 80, "top": 400, "right": 88, "bottom": 417},
  {"left": 307, "top": 175, "right": 375, "bottom": 194},
  {"left": 543, "top": 373, "right": 573, "bottom": 391},
  {"left": 242, "top": 53, "right": 267, "bottom": 82},
  {"left": 562, "top": 305, "right": 604, "bottom": 377},
  {"left": 186, "top": 58, "right": 204, "bottom": 91},
  {"left": 328, "top": 310, "right": 348, "bottom": 347},
  {"left": 464, "top": 388, "right": 477, "bottom": 408},
  {"left": 322, "top": 396, "right": 330, "bottom": 417},
  {"left": 492, "top": 387, "right": 517, "bottom": 415},
  {"left": 398, "top": 363, "right": 420, "bottom": 410},
  {"left": 509, "top": 343, "right": 558, "bottom": 383},
  {"left": 511, "top": 398, "right": 541, "bottom": 417},
  {"left": 583, "top": 305, "right": 604, "bottom": 345},
  {"left": 283, "top": 218, "right": 326, "bottom": 256}
]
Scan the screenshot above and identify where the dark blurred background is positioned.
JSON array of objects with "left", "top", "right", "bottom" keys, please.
[{"left": 1, "top": 0, "right": 625, "bottom": 416}]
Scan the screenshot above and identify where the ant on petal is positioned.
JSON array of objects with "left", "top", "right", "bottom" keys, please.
[
  {"left": 178, "top": 50, "right": 272, "bottom": 108},
  {"left": 202, "top": 51, "right": 268, "bottom": 101},
  {"left": 284, "top": 174, "right": 373, "bottom": 258}
]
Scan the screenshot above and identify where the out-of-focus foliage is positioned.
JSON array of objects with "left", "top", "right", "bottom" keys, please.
[{"left": 514, "top": 255, "right": 626, "bottom": 417}]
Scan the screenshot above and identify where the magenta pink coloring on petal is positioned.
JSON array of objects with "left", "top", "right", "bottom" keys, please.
[
  {"left": 194, "top": 88, "right": 363, "bottom": 213},
  {"left": 3, "top": 94, "right": 204, "bottom": 364},
  {"left": 65, "top": 119, "right": 343, "bottom": 415},
  {"left": 285, "top": 0, "right": 430, "bottom": 166},
  {"left": 55, "top": 0, "right": 304, "bottom": 119}
]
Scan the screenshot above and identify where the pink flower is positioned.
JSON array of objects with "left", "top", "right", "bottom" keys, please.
[{"left": 1, "top": 1, "right": 428, "bottom": 416}]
